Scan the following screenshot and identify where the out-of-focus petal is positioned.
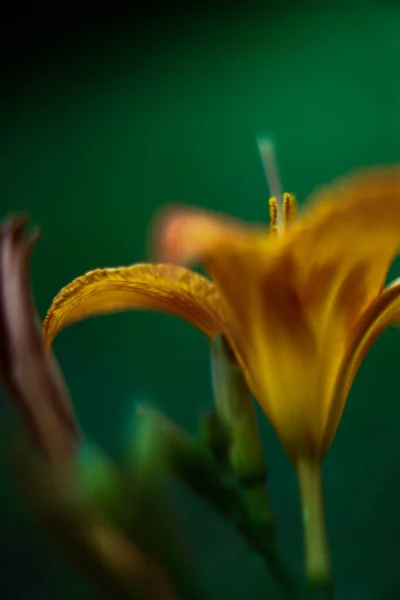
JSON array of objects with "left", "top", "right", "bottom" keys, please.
[
  {"left": 289, "top": 166, "right": 400, "bottom": 453},
  {"left": 43, "top": 263, "right": 228, "bottom": 348},
  {"left": 0, "top": 217, "right": 79, "bottom": 463},
  {"left": 320, "top": 278, "right": 400, "bottom": 455},
  {"left": 290, "top": 165, "right": 400, "bottom": 320},
  {"left": 151, "top": 204, "right": 267, "bottom": 267}
]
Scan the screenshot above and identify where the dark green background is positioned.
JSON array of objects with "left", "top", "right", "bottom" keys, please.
[{"left": 1, "top": 2, "right": 400, "bottom": 598}]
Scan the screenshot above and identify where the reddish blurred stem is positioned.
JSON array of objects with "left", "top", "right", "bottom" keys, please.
[{"left": 0, "top": 216, "right": 79, "bottom": 465}]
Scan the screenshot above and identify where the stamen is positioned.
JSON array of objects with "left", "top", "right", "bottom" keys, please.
[
  {"left": 256, "top": 136, "right": 283, "bottom": 232},
  {"left": 268, "top": 197, "right": 279, "bottom": 235},
  {"left": 283, "top": 193, "right": 296, "bottom": 226}
]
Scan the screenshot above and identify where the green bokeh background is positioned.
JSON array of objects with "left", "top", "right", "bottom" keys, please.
[{"left": 1, "top": 3, "right": 400, "bottom": 598}]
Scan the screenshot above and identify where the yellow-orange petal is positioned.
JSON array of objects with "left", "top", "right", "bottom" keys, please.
[
  {"left": 320, "top": 278, "right": 400, "bottom": 455},
  {"left": 289, "top": 165, "right": 400, "bottom": 282},
  {"left": 151, "top": 204, "right": 268, "bottom": 267},
  {"left": 286, "top": 166, "right": 400, "bottom": 454},
  {"left": 151, "top": 205, "right": 276, "bottom": 347},
  {"left": 42, "top": 263, "right": 227, "bottom": 348}
]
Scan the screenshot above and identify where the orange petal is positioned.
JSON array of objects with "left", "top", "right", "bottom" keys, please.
[
  {"left": 288, "top": 166, "right": 400, "bottom": 452},
  {"left": 151, "top": 205, "right": 274, "bottom": 345},
  {"left": 43, "top": 263, "right": 227, "bottom": 348},
  {"left": 296, "top": 164, "right": 400, "bottom": 242},
  {"left": 284, "top": 166, "right": 400, "bottom": 341},
  {"left": 320, "top": 278, "right": 400, "bottom": 455},
  {"left": 290, "top": 165, "right": 400, "bottom": 296},
  {"left": 152, "top": 204, "right": 267, "bottom": 267}
]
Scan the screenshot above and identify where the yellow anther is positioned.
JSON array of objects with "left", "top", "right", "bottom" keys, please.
[
  {"left": 269, "top": 197, "right": 279, "bottom": 233},
  {"left": 282, "top": 193, "right": 296, "bottom": 226}
]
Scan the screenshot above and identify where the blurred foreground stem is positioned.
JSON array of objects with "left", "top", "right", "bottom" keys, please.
[
  {"left": 133, "top": 405, "right": 303, "bottom": 599},
  {"left": 10, "top": 438, "right": 176, "bottom": 600}
]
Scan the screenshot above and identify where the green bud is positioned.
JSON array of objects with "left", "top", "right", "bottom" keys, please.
[
  {"left": 210, "top": 335, "right": 267, "bottom": 486},
  {"left": 130, "top": 405, "right": 238, "bottom": 517},
  {"left": 124, "top": 404, "right": 207, "bottom": 600},
  {"left": 77, "top": 441, "right": 131, "bottom": 530}
]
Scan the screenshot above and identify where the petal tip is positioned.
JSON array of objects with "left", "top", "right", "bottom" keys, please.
[
  {"left": 149, "top": 204, "right": 198, "bottom": 265},
  {"left": 0, "top": 214, "right": 40, "bottom": 256}
]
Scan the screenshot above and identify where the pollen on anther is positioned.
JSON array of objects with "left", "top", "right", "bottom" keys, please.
[
  {"left": 269, "top": 197, "right": 279, "bottom": 233},
  {"left": 282, "top": 193, "right": 296, "bottom": 225}
]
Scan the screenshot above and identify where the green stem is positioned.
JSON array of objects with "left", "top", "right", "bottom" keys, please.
[
  {"left": 296, "top": 458, "right": 332, "bottom": 597},
  {"left": 133, "top": 405, "right": 302, "bottom": 599}
]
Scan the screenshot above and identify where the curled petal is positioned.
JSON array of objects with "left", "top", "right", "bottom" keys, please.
[
  {"left": 43, "top": 263, "right": 228, "bottom": 348},
  {"left": 321, "top": 278, "right": 400, "bottom": 455},
  {"left": 0, "top": 217, "right": 79, "bottom": 463},
  {"left": 151, "top": 204, "right": 271, "bottom": 353}
]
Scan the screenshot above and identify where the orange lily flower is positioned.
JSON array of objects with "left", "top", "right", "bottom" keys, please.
[
  {"left": 42, "top": 163, "right": 400, "bottom": 585},
  {"left": 43, "top": 165, "right": 400, "bottom": 464}
]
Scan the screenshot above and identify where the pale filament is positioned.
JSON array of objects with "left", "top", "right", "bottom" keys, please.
[{"left": 257, "top": 137, "right": 296, "bottom": 235}]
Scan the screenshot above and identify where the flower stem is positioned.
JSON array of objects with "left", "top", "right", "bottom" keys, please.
[
  {"left": 296, "top": 458, "right": 332, "bottom": 595},
  {"left": 132, "top": 405, "right": 303, "bottom": 598}
]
